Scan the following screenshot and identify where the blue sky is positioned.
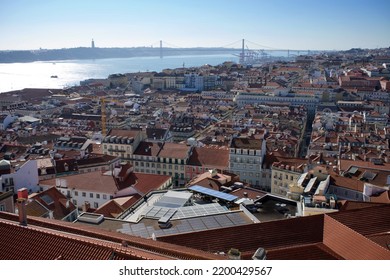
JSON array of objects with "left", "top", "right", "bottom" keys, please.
[{"left": 0, "top": 0, "right": 389, "bottom": 50}]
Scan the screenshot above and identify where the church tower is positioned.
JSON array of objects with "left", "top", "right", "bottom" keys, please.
[{"left": 91, "top": 39, "right": 95, "bottom": 49}]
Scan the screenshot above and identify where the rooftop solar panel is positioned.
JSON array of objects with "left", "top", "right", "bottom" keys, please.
[
  {"left": 188, "top": 185, "right": 238, "bottom": 202},
  {"left": 154, "top": 190, "right": 192, "bottom": 208}
]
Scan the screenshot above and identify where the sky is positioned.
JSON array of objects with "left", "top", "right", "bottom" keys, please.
[{"left": 0, "top": 0, "right": 389, "bottom": 51}]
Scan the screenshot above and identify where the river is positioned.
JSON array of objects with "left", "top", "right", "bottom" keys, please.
[{"left": 0, "top": 54, "right": 238, "bottom": 93}]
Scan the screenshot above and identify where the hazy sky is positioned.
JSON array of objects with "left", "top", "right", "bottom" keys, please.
[{"left": 1, "top": 0, "right": 389, "bottom": 51}]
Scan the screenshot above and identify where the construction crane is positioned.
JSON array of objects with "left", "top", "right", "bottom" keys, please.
[
  {"left": 101, "top": 97, "right": 107, "bottom": 137},
  {"left": 100, "top": 97, "right": 122, "bottom": 136}
]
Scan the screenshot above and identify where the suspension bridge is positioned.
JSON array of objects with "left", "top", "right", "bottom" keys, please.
[{"left": 148, "top": 39, "right": 318, "bottom": 63}]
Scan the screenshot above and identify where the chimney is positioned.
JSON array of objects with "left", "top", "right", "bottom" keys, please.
[
  {"left": 82, "top": 202, "right": 91, "bottom": 212},
  {"left": 17, "top": 188, "right": 28, "bottom": 226}
]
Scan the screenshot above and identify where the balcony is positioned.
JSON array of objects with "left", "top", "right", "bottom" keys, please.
[{"left": 107, "top": 148, "right": 126, "bottom": 153}]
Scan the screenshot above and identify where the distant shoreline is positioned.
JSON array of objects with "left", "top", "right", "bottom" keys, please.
[{"left": 0, "top": 47, "right": 239, "bottom": 63}]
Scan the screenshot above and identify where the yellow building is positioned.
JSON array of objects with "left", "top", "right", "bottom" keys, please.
[{"left": 102, "top": 129, "right": 145, "bottom": 160}]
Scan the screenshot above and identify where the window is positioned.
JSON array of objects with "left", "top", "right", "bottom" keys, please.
[
  {"left": 94, "top": 202, "right": 99, "bottom": 209},
  {"left": 90, "top": 193, "right": 93, "bottom": 198},
  {"left": 72, "top": 199, "right": 77, "bottom": 206},
  {"left": 103, "top": 194, "right": 107, "bottom": 199},
  {"left": 74, "top": 191, "right": 78, "bottom": 196},
  {"left": 82, "top": 192, "right": 86, "bottom": 197},
  {"left": 96, "top": 194, "right": 100, "bottom": 199}
]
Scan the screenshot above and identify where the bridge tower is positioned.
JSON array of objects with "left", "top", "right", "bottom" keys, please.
[
  {"left": 239, "top": 38, "right": 245, "bottom": 64},
  {"left": 160, "top": 40, "right": 163, "bottom": 58}
]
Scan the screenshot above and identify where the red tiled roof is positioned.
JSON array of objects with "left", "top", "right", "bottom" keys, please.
[
  {"left": 158, "top": 215, "right": 325, "bottom": 257},
  {"left": 366, "top": 233, "right": 390, "bottom": 250},
  {"left": 0, "top": 212, "right": 225, "bottom": 260},
  {"left": 159, "top": 205, "right": 390, "bottom": 260},
  {"left": 190, "top": 178, "right": 221, "bottom": 191},
  {"left": 39, "top": 171, "right": 119, "bottom": 194},
  {"left": 0, "top": 218, "right": 160, "bottom": 260},
  {"left": 328, "top": 204, "right": 390, "bottom": 236},
  {"left": 25, "top": 200, "right": 49, "bottom": 217},
  {"left": 108, "top": 129, "right": 141, "bottom": 138},
  {"left": 187, "top": 146, "right": 229, "bottom": 168},
  {"left": 337, "top": 200, "right": 386, "bottom": 211},
  {"left": 127, "top": 173, "right": 171, "bottom": 195},
  {"left": 231, "top": 138, "right": 263, "bottom": 149},
  {"left": 265, "top": 243, "right": 342, "bottom": 260},
  {"left": 94, "top": 200, "right": 126, "bottom": 218},
  {"left": 94, "top": 196, "right": 140, "bottom": 218},
  {"left": 157, "top": 142, "right": 190, "bottom": 159},
  {"left": 323, "top": 215, "right": 390, "bottom": 260},
  {"left": 30, "top": 187, "right": 76, "bottom": 220},
  {"left": 133, "top": 141, "right": 160, "bottom": 156}
]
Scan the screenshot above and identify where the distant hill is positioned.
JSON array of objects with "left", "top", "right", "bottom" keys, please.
[{"left": 0, "top": 47, "right": 238, "bottom": 63}]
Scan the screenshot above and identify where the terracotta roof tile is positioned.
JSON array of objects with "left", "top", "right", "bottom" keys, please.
[
  {"left": 25, "top": 200, "right": 49, "bottom": 217},
  {"left": 0, "top": 212, "right": 225, "bottom": 260},
  {"left": 188, "top": 146, "right": 229, "bottom": 168},
  {"left": 0, "top": 219, "right": 146, "bottom": 260},
  {"left": 39, "top": 171, "right": 119, "bottom": 194},
  {"left": 323, "top": 215, "right": 390, "bottom": 260},
  {"left": 30, "top": 187, "right": 76, "bottom": 220},
  {"left": 328, "top": 204, "right": 390, "bottom": 236},
  {"left": 231, "top": 138, "right": 263, "bottom": 149},
  {"left": 108, "top": 129, "right": 141, "bottom": 138},
  {"left": 366, "top": 233, "right": 390, "bottom": 251},
  {"left": 158, "top": 215, "right": 325, "bottom": 255},
  {"left": 265, "top": 243, "right": 342, "bottom": 260},
  {"left": 157, "top": 142, "right": 191, "bottom": 159}
]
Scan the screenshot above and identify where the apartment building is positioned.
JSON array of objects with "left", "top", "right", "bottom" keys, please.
[
  {"left": 229, "top": 137, "right": 266, "bottom": 187},
  {"left": 130, "top": 142, "right": 192, "bottom": 187},
  {"left": 102, "top": 129, "right": 145, "bottom": 160}
]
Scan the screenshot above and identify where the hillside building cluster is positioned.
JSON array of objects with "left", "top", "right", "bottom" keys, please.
[{"left": 1, "top": 47, "right": 390, "bottom": 260}]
